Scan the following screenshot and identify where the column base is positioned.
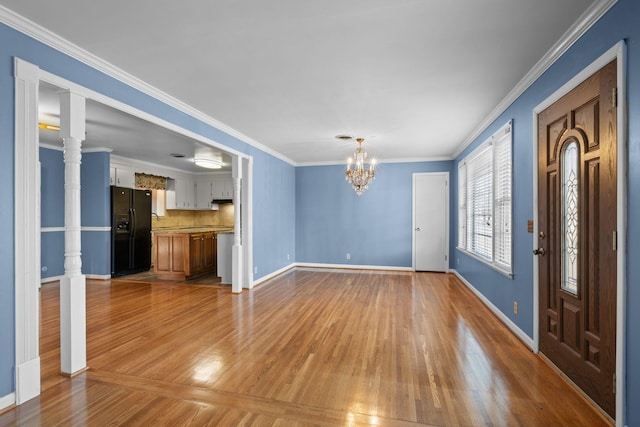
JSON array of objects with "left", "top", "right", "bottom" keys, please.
[
  {"left": 15, "top": 356, "right": 40, "bottom": 405},
  {"left": 232, "top": 244, "right": 243, "bottom": 293},
  {"left": 60, "top": 274, "right": 87, "bottom": 375}
]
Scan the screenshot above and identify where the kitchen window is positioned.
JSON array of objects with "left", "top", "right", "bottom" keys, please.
[{"left": 458, "top": 121, "right": 512, "bottom": 276}]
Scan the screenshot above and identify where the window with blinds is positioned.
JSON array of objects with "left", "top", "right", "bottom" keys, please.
[{"left": 457, "top": 121, "right": 512, "bottom": 276}]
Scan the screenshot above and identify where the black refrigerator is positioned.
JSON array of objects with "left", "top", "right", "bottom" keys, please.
[{"left": 111, "top": 186, "right": 152, "bottom": 276}]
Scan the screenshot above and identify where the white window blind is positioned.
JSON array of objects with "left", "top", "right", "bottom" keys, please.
[
  {"left": 467, "top": 146, "right": 493, "bottom": 260},
  {"left": 458, "top": 163, "right": 467, "bottom": 249},
  {"left": 457, "top": 121, "right": 512, "bottom": 275},
  {"left": 493, "top": 129, "right": 512, "bottom": 270}
]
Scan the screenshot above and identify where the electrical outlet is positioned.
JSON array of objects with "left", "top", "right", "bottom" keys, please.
[
  {"left": 346, "top": 253, "right": 351, "bottom": 260},
  {"left": 287, "top": 254, "right": 290, "bottom": 260},
  {"left": 254, "top": 266, "right": 258, "bottom": 274},
  {"left": 513, "top": 301, "right": 518, "bottom": 315}
]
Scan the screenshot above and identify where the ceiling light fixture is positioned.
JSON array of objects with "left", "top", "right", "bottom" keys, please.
[
  {"left": 38, "top": 122, "right": 60, "bottom": 131},
  {"left": 345, "top": 137, "right": 377, "bottom": 196},
  {"left": 194, "top": 157, "right": 223, "bottom": 169}
]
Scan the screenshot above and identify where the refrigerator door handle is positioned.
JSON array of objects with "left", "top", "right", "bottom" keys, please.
[{"left": 130, "top": 208, "right": 136, "bottom": 239}]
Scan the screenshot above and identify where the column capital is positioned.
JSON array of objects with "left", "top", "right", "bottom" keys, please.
[{"left": 60, "top": 91, "right": 86, "bottom": 140}]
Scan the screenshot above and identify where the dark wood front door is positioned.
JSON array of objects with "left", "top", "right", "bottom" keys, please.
[{"left": 537, "top": 60, "right": 617, "bottom": 417}]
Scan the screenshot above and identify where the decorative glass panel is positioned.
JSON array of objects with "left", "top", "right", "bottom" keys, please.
[{"left": 561, "top": 142, "right": 579, "bottom": 294}]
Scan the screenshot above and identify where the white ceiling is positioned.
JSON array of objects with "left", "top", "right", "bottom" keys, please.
[
  {"left": 2, "top": 0, "right": 598, "bottom": 167},
  {"left": 38, "top": 82, "right": 233, "bottom": 173}
]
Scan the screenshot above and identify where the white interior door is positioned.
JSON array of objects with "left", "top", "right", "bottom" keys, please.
[{"left": 413, "top": 172, "right": 449, "bottom": 272}]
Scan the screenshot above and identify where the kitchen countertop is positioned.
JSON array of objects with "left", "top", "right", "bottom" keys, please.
[{"left": 151, "top": 226, "right": 234, "bottom": 234}]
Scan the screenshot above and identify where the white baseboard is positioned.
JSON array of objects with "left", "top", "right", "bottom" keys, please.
[
  {"left": 295, "top": 262, "right": 413, "bottom": 272},
  {"left": 450, "top": 269, "right": 534, "bottom": 350},
  {"left": 0, "top": 392, "right": 15, "bottom": 412},
  {"left": 85, "top": 274, "right": 111, "bottom": 280},
  {"left": 253, "top": 263, "right": 296, "bottom": 286},
  {"left": 42, "top": 273, "right": 110, "bottom": 284}
]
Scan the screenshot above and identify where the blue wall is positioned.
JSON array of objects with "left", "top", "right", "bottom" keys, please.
[
  {"left": 40, "top": 147, "right": 65, "bottom": 278},
  {"left": 80, "top": 151, "right": 111, "bottom": 276},
  {"left": 251, "top": 148, "right": 296, "bottom": 279},
  {"left": 296, "top": 161, "right": 453, "bottom": 267},
  {"left": 40, "top": 148, "right": 111, "bottom": 279},
  {"left": 0, "top": 20, "right": 296, "bottom": 399},
  {"left": 451, "top": 0, "right": 640, "bottom": 424}
]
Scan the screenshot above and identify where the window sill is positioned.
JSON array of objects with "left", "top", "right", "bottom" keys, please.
[{"left": 456, "top": 247, "right": 514, "bottom": 279}]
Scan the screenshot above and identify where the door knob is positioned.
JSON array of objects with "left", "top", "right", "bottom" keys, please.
[{"left": 533, "top": 248, "right": 546, "bottom": 256}]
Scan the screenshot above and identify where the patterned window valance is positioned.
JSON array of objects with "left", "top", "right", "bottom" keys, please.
[{"left": 135, "top": 173, "right": 167, "bottom": 190}]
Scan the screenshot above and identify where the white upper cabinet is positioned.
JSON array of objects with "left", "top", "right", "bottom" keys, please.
[
  {"left": 195, "top": 176, "right": 214, "bottom": 210},
  {"left": 174, "top": 176, "right": 195, "bottom": 209},
  {"left": 110, "top": 165, "right": 135, "bottom": 188},
  {"left": 211, "top": 174, "right": 233, "bottom": 199}
]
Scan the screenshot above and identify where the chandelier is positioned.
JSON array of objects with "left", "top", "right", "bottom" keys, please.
[{"left": 345, "top": 137, "right": 377, "bottom": 196}]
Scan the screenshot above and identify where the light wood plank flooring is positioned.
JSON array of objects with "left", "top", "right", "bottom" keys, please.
[{"left": 0, "top": 269, "right": 610, "bottom": 426}]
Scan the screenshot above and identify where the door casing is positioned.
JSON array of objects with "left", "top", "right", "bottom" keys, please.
[
  {"left": 532, "top": 41, "right": 627, "bottom": 424},
  {"left": 13, "top": 58, "right": 254, "bottom": 405}
]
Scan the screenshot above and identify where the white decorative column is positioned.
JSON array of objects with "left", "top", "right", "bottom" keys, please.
[
  {"left": 232, "top": 156, "right": 243, "bottom": 294},
  {"left": 59, "top": 91, "right": 87, "bottom": 375},
  {"left": 14, "top": 58, "right": 41, "bottom": 404}
]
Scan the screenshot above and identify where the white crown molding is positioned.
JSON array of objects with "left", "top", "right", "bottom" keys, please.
[
  {"left": 452, "top": 0, "right": 618, "bottom": 159},
  {"left": 0, "top": 5, "right": 296, "bottom": 167},
  {"left": 381, "top": 156, "right": 454, "bottom": 164},
  {"left": 296, "top": 155, "right": 453, "bottom": 167}
]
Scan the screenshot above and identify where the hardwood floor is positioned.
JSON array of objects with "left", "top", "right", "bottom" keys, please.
[{"left": 1, "top": 269, "right": 610, "bottom": 426}]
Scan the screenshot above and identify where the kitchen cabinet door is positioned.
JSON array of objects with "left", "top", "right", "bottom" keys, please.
[
  {"left": 154, "top": 233, "right": 188, "bottom": 279},
  {"left": 195, "top": 176, "right": 213, "bottom": 210},
  {"left": 175, "top": 177, "right": 196, "bottom": 209},
  {"left": 189, "top": 233, "right": 204, "bottom": 275},
  {"left": 203, "top": 232, "right": 216, "bottom": 272},
  {"left": 111, "top": 166, "right": 135, "bottom": 188},
  {"left": 211, "top": 174, "right": 233, "bottom": 199}
]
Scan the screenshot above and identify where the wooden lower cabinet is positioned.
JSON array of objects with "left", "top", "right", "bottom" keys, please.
[{"left": 154, "top": 232, "right": 217, "bottom": 280}]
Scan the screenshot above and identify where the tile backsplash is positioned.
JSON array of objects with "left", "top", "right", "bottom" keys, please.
[{"left": 152, "top": 204, "right": 234, "bottom": 230}]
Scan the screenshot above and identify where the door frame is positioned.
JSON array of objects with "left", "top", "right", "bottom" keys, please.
[
  {"left": 532, "top": 41, "right": 626, "bottom": 424},
  {"left": 412, "top": 172, "right": 449, "bottom": 271},
  {"left": 13, "top": 58, "right": 254, "bottom": 404}
]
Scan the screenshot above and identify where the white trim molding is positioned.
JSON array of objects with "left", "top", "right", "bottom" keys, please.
[
  {"left": 294, "top": 262, "right": 414, "bottom": 272},
  {"left": 453, "top": 0, "right": 618, "bottom": 158},
  {"left": 532, "top": 41, "right": 626, "bottom": 426},
  {"left": 450, "top": 270, "right": 534, "bottom": 349},
  {"left": 41, "top": 226, "right": 111, "bottom": 233},
  {"left": 0, "top": 392, "right": 15, "bottom": 412},
  {"left": 254, "top": 263, "right": 416, "bottom": 288},
  {"left": 253, "top": 263, "right": 297, "bottom": 287},
  {"left": 13, "top": 57, "right": 41, "bottom": 405}
]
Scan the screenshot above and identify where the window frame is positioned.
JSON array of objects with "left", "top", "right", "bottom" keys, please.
[{"left": 457, "top": 120, "right": 513, "bottom": 277}]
